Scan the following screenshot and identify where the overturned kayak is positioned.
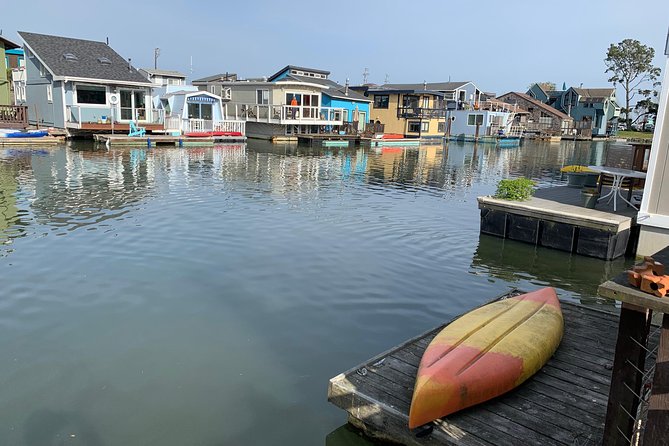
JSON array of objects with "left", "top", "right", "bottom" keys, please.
[
  {"left": 3, "top": 130, "right": 49, "bottom": 138},
  {"left": 408, "top": 287, "right": 563, "bottom": 429}
]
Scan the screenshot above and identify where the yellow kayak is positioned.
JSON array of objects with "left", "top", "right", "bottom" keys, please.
[{"left": 409, "top": 287, "right": 563, "bottom": 428}]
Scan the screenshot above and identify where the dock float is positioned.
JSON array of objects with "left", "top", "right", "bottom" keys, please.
[
  {"left": 93, "top": 134, "right": 246, "bottom": 147},
  {"left": 477, "top": 186, "right": 638, "bottom": 260},
  {"left": 328, "top": 292, "right": 659, "bottom": 446},
  {"left": 0, "top": 136, "right": 65, "bottom": 146}
]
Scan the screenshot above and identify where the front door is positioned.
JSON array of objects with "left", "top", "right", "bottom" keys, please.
[
  {"left": 358, "top": 111, "right": 366, "bottom": 131},
  {"left": 120, "top": 89, "right": 147, "bottom": 121}
]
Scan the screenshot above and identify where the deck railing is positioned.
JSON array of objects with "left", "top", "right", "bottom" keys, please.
[
  {"left": 223, "top": 103, "right": 344, "bottom": 124},
  {"left": 0, "top": 105, "right": 28, "bottom": 129},
  {"left": 166, "top": 117, "right": 246, "bottom": 135},
  {"left": 67, "top": 106, "right": 164, "bottom": 125}
]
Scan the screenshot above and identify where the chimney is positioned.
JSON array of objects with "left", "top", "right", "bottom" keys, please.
[
  {"left": 345, "top": 78, "right": 349, "bottom": 96},
  {"left": 128, "top": 58, "right": 132, "bottom": 71},
  {"left": 106, "top": 37, "right": 109, "bottom": 45},
  {"left": 424, "top": 81, "right": 427, "bottom": 90}
]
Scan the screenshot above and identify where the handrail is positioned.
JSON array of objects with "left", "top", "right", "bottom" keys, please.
[{"left": 0, "top": 105, "right": 28, "bottom": 129}]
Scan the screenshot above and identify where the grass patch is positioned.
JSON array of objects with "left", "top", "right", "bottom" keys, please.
[{"left": 617, "top": 130, "right": 654, "bottom": 140}]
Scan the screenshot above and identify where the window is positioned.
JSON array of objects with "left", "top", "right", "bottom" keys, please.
[
  {"left": 438, "top": 122, "right": 445, "bottom": 133},
  {"left": 76, "top": 85, "right": 106, "bottom": 105},
  {"left": 46, "top": 84, "right": 52, "bottom": 102},
  {"left": 408, "top": 121, "right": 429, "bottom": 132},
  {"left": 256, "top": 89, "right": 269, "bottom": 105},
  {"left": 188, "top": 103, "right": 213, "bottom": 120},
  {"left": 342, "top": 109, "right": 348, "bottom": 122},
  {"left": 422, "top": 96, "right": 429, "bottom": 108},
  {"left": 374, "top": 95, "right": 389, "bottom": 109},
  {"left": 467, "top": 114, "right": 484, "bottom": 126},
  {"left": 63, "top": 53, "right": 78, "bottom": 62},
  {"left": 210, "top": 85, "right": 216, "bottom": 94},
  {"left": 39, "top": 63, "right": 45, "bottom": 77},
  {"left": 97, "top": 57, "right": 112, "bottom": 65}
]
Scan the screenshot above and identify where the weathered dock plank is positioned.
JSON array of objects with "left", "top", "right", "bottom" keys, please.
[{"left": 328, "top": 296, "right": 657, "bottom": 445}]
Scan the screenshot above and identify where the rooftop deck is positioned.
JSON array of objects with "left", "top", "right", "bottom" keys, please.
[{"left": 328, "top": 294, "right": 659, "bottom": 446}]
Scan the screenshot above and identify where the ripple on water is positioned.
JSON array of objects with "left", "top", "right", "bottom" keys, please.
[{"left": 0, "top": 140, "right": 628, "bottom": 445}]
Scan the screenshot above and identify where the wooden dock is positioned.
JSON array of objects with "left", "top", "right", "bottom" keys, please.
[
  {"left": 93, "top": 134, "right": 246, "bottom": 147},
  {"left": 328, "top": 296, "right": 658, "bottom": 446},
  {"left": 0, "top": 136, "right": 65, "bottom": 146},
  {"left": 478, "top": 185, "right": 639, "bottom": 260}
]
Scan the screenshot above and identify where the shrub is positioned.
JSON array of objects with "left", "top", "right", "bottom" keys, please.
[{"left": 494, "top": 178, "right": 536, "bottom": 201}]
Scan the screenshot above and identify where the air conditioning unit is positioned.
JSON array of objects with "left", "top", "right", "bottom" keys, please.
[{"left": 109, "top": 93, "right": 120, "bottom": 105}]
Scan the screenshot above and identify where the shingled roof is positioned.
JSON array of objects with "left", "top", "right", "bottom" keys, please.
[
  {"left": 497, "top": 92, "right": 573, "bottom": 121},
  {"left": 572, "top": 88, "right": 616, "bottom": 99},
  {"left": 380, "top": 81, "right": 471, "bottom": 92},
  {"left": 18, "top": 31, "right": 151, "bottom": 85},
  {"left": 0, "top": 35, "right": 20, "bottom": 50}
]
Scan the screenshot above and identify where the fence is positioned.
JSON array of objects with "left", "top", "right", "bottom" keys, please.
[{"left": 0, "top": 105, "right": 28, "bottom": 129}]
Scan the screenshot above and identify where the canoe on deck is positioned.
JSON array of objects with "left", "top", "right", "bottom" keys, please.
[{"left": 408, "top": 287, "right": 563, "bottom": 428}]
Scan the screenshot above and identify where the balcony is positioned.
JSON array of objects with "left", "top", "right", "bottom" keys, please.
[
  {"left": 223, "top": 103, "right": 344, "bottom": 126},
  {"left": 66, "top": 105, "right": 165, "bottom": 132},
  {"left": 0, "top": 105, "right": 28, "bottom": 129},
  {"left": 397, "top": 106, "right": 446, "bottom": 119}
]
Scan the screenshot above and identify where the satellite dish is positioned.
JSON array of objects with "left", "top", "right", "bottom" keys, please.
[{"left": 109, "top": 93, "right": 119, "bottom": 105}]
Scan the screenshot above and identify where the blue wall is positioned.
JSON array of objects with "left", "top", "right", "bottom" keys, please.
[{"left": 322, "top": 95, "right": 370, "bottom": 123}]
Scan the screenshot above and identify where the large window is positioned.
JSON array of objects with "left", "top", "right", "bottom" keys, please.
[
  {"left": 256, "top": 89, "right": 269, "bottom": 105},
  {"left": 76, "top": 85, "right": 106, "bottom": 105},
  {"left": 467, "top": 114, "right": 484, "bottom": 126},
  {"left": 188, "top": 103, "right": 213, "bottom": 120},
  {"left": 408, "top": 121, "right": 429, "bottom": 133},
  {"left": 374, "top": 95, "right": 389, "bottom": 109}
]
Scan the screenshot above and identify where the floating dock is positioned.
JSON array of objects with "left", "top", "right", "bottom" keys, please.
[
  {"left": 0, "top": 136, "right": 65, "bottom": 146},
  {"left": 93, "top": 134, "right": 246, "bottom": 147},
  {"left": 328, "top": 294, "right": 658, "bottom": 446},
  {"left": 297, "top": 134, "right": 366, "bottom": 147},
  {"left": 478, "top": 186, "right": 638, "bottom": 260}
]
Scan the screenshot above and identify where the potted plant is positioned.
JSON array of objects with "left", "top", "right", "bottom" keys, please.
[
  {"left": 494, "top": 177, "right": 536, "bottom": 201},
  {"left": 560, "top": 165, "right": 599, "bottom": 188},
  {"left": 581, "top": 187, "right": 600, "bottom": 209}
]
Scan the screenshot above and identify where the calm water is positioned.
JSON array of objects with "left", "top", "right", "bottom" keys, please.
[{"left": 0, "top": 139, "right": 630, "bottom": 445}]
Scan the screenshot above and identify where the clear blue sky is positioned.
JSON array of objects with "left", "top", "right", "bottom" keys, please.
[{"left": 3, "top": 0, "right": 668, "bottom": 95}]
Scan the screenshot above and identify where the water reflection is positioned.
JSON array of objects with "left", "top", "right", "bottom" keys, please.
[
  {"left": 0, "top": 139, "right": 636, "bottom": 445},
  {"left": 471, "top": 234, "right": 631, "bottom": 306}
]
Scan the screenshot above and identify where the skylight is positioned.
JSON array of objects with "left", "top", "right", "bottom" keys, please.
[
  {"left": 62, "top": 53, "right": 78, "bottom": 61},
  {"left": 97, "top": 57, "right": 112, "bottom": 65}
]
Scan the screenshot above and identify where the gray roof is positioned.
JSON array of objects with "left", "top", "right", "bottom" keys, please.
[
  {"left": 0, "top": 35, "right": 20, "bottom": 50},
  {"left": 282, "top": 74, "right": 371, "bottom": 102},
  {"left": 380, "top": 81, "right": 471, "bottom": 92},
  {"left": 497, "top": 92, "right": 572, "bottom": 121},
  {"left": 139, "top": 68, "right": 187, "bottom": 78},
  {"left": 268, "top": 65, "right": 330, "bottom": 81},
  {"left": 572, "top": 88, "right": 616, "bottom": 99},
  {"left": 18, "top": 31, "right": 151, "bottom": 85},
  {"left": 192, "top": 73, "right": 238, "bottom": 83}
]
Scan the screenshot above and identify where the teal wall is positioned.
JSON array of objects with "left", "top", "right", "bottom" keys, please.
[{"left": 322, "top": 95, "right": 370, "bottom": 123}]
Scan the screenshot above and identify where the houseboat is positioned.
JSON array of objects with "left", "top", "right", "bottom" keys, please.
[
  {"left": 17, "top": 31, "right": 162, "bottom": 136},
  {"left": 447, "top": 99, "right": 523, "bottom": 146}
]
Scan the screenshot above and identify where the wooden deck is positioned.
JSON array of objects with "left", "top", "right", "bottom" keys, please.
[
  {"left": 0, "top": 136, "right": 65, "bottom": 146},
  {"left": 328, "top": 296, "right": 659, "bottom": 446},
  {"left": 93, "top": 134, "right": 246, "bottom": 147}
]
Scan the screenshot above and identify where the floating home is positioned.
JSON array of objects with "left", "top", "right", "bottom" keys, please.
[
  {"left": 17, "top": 31, "right": 161, "bottom": 135},
  {"left": 195, "top": 65, "right": 370, "bottom": 141}
]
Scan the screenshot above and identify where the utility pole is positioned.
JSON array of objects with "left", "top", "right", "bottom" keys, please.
[
  {"left": 154, "top": 48, "right": 160, "bottom": 70},
  {"left": 362, "top": 68, "right": 369, "bottom": 84}
]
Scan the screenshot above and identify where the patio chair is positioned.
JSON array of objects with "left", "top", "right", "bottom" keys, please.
[{"left": 128, "top": 121, "right": 146, "bottom": 137}]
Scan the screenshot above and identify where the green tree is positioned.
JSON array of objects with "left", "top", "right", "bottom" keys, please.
[{"left": 605, "top": 39, "right": 661, "bottom": 130}]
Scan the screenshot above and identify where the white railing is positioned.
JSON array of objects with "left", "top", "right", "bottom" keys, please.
[
  {"left": 165, "top": 117, "right": 246, "bottom": 135},
  {"left": 223, "top": 103, "right": 344, "bottom": 125},
  {"left": 66, "top": 106, "right": 163, "bottom": 125}
]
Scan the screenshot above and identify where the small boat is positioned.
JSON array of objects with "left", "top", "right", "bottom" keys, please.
[
  {"left": 408, "top": 287, "right": 563, "bottom": 429},
  {"left": 1, "top": 130, "right": 49, "bottom": 138}
]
